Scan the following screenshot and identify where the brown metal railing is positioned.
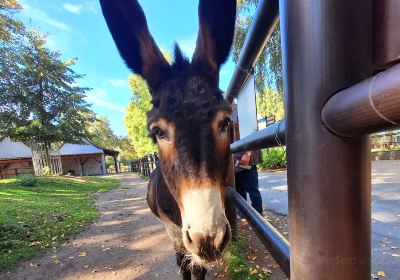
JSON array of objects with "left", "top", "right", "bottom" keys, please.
[{"left": 226, "top": 0, "right": 399, "bottom": 279}]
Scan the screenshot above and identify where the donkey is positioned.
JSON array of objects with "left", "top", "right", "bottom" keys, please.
[{"left": 100, "top": 0, "right": 237, "bottom": 278}]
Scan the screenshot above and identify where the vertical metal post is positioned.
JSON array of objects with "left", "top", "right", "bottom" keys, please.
[{"left": 280, "top": 0, "right": 372, "bottom": 279}]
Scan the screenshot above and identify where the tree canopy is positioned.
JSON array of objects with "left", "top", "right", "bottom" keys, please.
[
  {"left": 234, "top": 0, "right": 282, "bottom": 93},
  {"left": 0, "top": 2, "right": 92, "bottom": 147},
  {"left": 0, "top": 31, "right": 91, "bottom": 145},
  {"left": 86, "top": 114, "right": 137, "bottom": 164},
  {"left": 0, "top": 0, "right": 23, "bottom": 43},
  {"left": 234, "top": 0, "right": 284, "bottom": 121},
  {"left": 125, "top": 75, "right": 157, "bottom": 158},
  {"left": 124, "top": 51, "right": 171, "bottom": 158}
]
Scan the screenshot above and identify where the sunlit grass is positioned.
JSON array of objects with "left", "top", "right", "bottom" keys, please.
[
  {"left": 224, "top": 237, "right": 270, "bottom": 280},
  {"left": 0, "top": 176, "right": 118, "bottom": 271}
]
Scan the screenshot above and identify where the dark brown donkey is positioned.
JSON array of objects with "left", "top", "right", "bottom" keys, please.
[{"left": 100, "top": 0, "right": 237, "bottom": 278}]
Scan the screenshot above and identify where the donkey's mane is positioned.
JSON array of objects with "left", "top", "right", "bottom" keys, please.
[{"left": 170, "top": 44, "right": 191, "bottom": 76}]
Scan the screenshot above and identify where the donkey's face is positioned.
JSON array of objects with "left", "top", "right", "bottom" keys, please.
[{"left": 100, "top": 0, "right": 236, "bottom": 264}]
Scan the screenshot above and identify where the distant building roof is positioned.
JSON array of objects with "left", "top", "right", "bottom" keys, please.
[
  {"left": 0, "top": 137, "right": 119, "bottom": 160},
  {"left": 0, "top": 137, "right": 32, "bottom": 160}
]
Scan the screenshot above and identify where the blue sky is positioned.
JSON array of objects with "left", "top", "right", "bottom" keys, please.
[{"left": 18, "top": 0, "right": 236, "bottom": 136}]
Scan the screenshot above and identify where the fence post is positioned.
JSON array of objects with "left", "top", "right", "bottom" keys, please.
[
  {"left": 147, "top": 155, "right": 151, "bottom": 176},
  {"left": 280, "top": 0, "right": 372, "bottom": 279}
]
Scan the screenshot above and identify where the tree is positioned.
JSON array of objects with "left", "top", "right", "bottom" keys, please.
[
  {"left": 0, "top": 0, "right": 23, "bottom": 43},
  {"left": 116, "top": 136, "right": 137, "bottom": 164},
  {"left": 124, "top": 50, "right": 171, "bottom": 158},
  {"left": 85, "top": 114, "right": 137, "bottom": 164},
  {"left": 256, "top": 88, "right": 284, "bottom": 121},
  {"left": 125, "top": 75, "right": 157, "bottom": 158},
  {"left": 233, "top": 0, "right": 284, "bottom": 122},
  {"left": 0, "top": 30, "right": 92, "bottom": 148},
  {"left": 233, "top": 0, "right": 282, "bottom": 93},
  {"left": 86, "top": 114, "right": 118, "bottom": 149}
]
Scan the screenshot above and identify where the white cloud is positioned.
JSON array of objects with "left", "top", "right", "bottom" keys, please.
[
  {"left": 108, "top": 79, "right": 128, "bottom": 88},
  {"left": 177, "top": 37, "right": 197, "bottom": 58},
  {"left": 62, "top": 1, "right": 99, "bottom": 15},
  {"left": 86, "top": 89, "right": 125, "bottom": 113},
  {"left": 82, "top": 1, "right": 99, "bottom": 14},
  {"left": 62, "top": 3, "right": 82, "bottom": 14},
  {"left": 22, "top": 4, "right": 71, "bottom": 32}
]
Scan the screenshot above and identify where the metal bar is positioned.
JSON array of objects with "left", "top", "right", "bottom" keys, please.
[
  {"left": 373, "top": 0, "right": 400, "bottom": 69},
  {"left": 224, "top": 0, "right": 279, "bottom": 102},
  {"left": 280, "top": 0, "right": 372, "bottom": 279},
  {"left": 227, "top": 186, "right": 290, "bottom": 277},
  {"left": 230, "top": 120, "right": 285, "bottom": 153},
  {"left": 322, "top": 63, "right": 400, "bottom": 137}
]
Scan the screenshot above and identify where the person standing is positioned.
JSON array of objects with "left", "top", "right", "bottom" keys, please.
[{"left": 232, "top": 104, "right": 264, "bottom": 215}]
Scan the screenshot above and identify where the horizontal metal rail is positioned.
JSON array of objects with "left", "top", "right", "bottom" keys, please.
[
  {"left": 227, "top": 186, "right": 290, "bottom": 277},
  {"left": 230, "top": 120, "right": 286, "bottom": 153},
  {"left": 224, "top": 0, "right": 279, "bottom": 102},
  {"left": 322, "top": 63, "right": 400, "bottom": 137}
]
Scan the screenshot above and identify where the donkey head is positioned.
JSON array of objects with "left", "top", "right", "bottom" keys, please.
[{"left": 100, "top": 0, "right": 236, "bottom": 264}]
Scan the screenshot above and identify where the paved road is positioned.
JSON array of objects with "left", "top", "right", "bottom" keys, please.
[{"left": 257, "top": 160, "right": 400, "bottom": 279}]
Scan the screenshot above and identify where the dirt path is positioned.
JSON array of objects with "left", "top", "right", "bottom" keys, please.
[{"left": 1, "top": 173, "right": 225, "bottom": 280}]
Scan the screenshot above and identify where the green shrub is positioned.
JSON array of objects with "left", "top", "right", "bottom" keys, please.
[
  {"left": 258, "top": 148, "right": 286, "bottom": 170},
  {"left": 17, "top": 174, "right": 38, "bottom": 187}
]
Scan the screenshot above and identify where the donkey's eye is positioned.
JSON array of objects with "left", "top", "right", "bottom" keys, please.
[
  {"left": 151, "top": 126, "right": 167, "bottom": 141},
  {"left": 219, "top": 118, "right": 232, "bottom": 134}
]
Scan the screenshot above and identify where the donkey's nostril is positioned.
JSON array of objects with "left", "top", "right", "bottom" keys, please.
[{"left": 185, "top": 230, "right": 192, "bottom": 243}]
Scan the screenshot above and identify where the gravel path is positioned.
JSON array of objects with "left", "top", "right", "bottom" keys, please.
[{"left": 1, "top": 173, "right": 223, "bottom": 280}]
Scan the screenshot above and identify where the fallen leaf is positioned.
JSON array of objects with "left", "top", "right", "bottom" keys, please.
[
  {"left": 262, "top": 267, "right": 272, "bottom": 274},
  {"left": 377, "top": 271, "right": 386, "bottom": 277},
  {"left": 79, "top": 252, "right": 87, "bottom": 257}
]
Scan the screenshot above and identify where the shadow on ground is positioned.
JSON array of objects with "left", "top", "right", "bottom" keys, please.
[{"left": 1, "top": 174, "right": 181, "bottom": 280}]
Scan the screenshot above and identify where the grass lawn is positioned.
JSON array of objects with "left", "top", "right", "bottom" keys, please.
[{"left": 0, "top": 176, "right": 118, "bottom": 271}]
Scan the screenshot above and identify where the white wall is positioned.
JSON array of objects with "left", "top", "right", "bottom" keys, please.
[{"left": 61, "top": 156, "right": 105, "bottom": 176}]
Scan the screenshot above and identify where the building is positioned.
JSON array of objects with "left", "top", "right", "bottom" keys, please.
[{"left": 0, "top": 137, "right": 119, "bottom": 179}]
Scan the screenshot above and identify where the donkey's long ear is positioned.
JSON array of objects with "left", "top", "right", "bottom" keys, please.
[
  {"left": 100, "top": 0, "right": 170, "bottom": 88},
  {"left": 191, "top": 0, "right": 237, "bottom": 81}
]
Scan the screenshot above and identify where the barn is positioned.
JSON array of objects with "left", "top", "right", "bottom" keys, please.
[{"left": 0, "top": 137, "right": 119, "bottom": 179}]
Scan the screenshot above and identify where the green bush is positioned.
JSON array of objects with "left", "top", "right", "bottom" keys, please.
[
  {"left": 17, "top": 174, "right": 38, "bottom": 187},
  {"left": 258, "top": 148, "right": 286, "bottom": 170}
]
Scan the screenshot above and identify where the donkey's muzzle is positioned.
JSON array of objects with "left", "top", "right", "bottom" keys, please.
[{"left": 183, "top": 223, "right": 231, "bottom": 262}]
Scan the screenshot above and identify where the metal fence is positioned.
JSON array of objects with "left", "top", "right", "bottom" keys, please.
[{"left": 132, "top": 0, "right": 400, "bottom": 278}]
